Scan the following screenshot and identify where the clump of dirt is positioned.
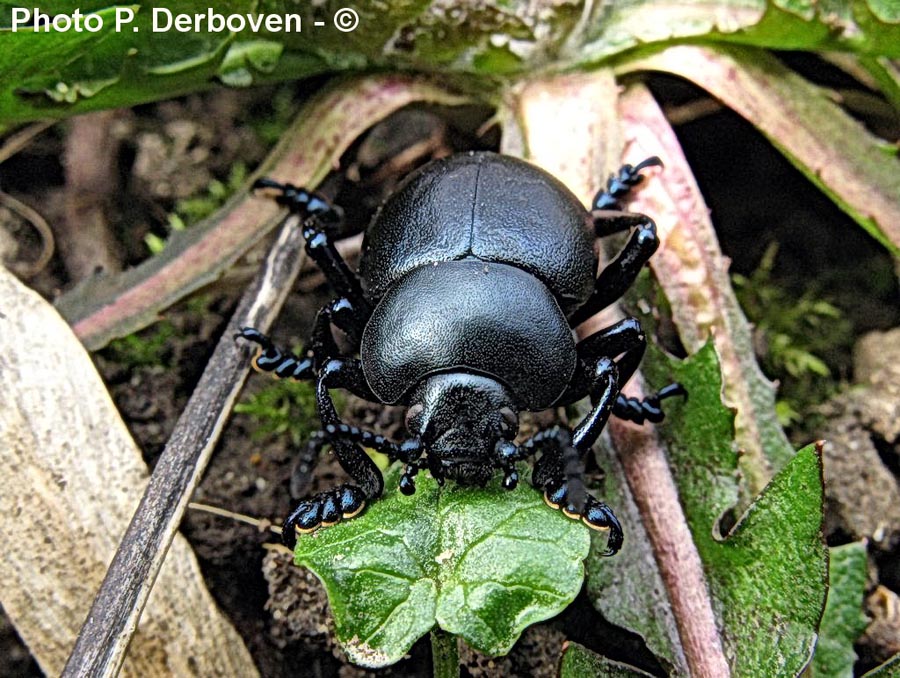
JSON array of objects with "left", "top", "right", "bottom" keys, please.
[
  {"left": 820, "top": 328, "right": 900, "bottom": 552},
  {"left": 816, "top": 328, "right": 900, "bottom": 672}
]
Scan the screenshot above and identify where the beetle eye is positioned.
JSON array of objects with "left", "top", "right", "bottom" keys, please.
[
  {"left": 499, "top": 406, "right": 517, "bottom": 433},
  {"left": 405, "top": 403, "right": 424, "bottom": 433}
]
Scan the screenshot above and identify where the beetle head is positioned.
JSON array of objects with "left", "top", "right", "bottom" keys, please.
[{"left": 405, "top": 372, "right": 518, "bottom": 486}]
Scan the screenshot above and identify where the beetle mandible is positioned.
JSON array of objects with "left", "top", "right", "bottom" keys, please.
[{"left": 238, "top": 151, "right": 685, "bottom": 556}]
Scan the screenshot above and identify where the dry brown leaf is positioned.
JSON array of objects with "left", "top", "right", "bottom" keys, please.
[{"left": 0, "top": 265, "right": 258, "bottom": 677}]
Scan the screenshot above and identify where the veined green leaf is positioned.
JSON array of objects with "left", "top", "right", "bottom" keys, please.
[
  {"left": 293, "top": 466, "right": 591, "bottom": 667},
  {"left": 588, "top": 343, "right": 827, "bottom": 677},
  {"left": 2, "top": 0, "right": 899, "bottom": 124}
]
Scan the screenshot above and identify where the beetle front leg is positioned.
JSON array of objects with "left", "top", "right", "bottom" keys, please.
[
  {"left": 281, "top": 358, "right": 386, "bottom": 548},
  {"left": 525, "top": 357, "right": 624, "bottom": 555},
  {"left": 290, "top": 424, "right": 412, "bottom": 499}
]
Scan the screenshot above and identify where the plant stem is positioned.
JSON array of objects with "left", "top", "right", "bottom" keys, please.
[
  {"left": 431, "top": 629, "right": 459, "bottom": 678},
  {"left": 61, "top": 212, "right": 308, "bottom": 678}
]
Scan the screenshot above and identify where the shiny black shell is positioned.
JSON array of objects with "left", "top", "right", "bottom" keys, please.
[
  {"left": 357, "top": 152, "right": 597, "bottom": 409},
  {"left": 358, "top": 152, "right": 597, "bottom": 314},
  {"left": 361, "top": 259, "right": 576, "bottom": 409}
]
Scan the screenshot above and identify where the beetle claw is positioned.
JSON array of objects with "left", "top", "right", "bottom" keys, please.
[{"left": 541, "top": 481, "right": 623, "bottom": 556}]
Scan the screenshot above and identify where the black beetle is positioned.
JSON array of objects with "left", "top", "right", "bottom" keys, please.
[{"left": 238, "top": 151, "right": 684, "bottom": 555}]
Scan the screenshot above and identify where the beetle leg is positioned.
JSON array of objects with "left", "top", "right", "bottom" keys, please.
[
  {"left": 253, "top": 178, "right": 341, "bottom": 224},
  {"left": 570, "top": 157, "right": 663, "bottom": 327},
  {"left": 326, "top": 297, "right": 368, "bottom": 349},
  {"left": 524, "top": 358, "right": 624, "bottom": 555},
  {"left": 280, "top": 358, "right": 386, "bottom": 548},
  {"left": 525, "top": 429, "right": 624, "bottom": 557},
  {"left": 235, "top": 307, "right": 332, "bottom": 382},
  {"left": 570, "top": 214, "right": 659, "bottom": 326},
  {"left": 591, "top": 156, "right": 662, "bottom": 211},
  {"left": 236, "top": 294, "right": 372, "bottom": 381},
  {"left": 291, "top": 424, "right": 408, "bottom": 499},
  {"left": 235, "top": 326, "right": 315, "bottom": 380},
  {"left": 558, "top": 317, "right": 645, "bottom": 403},
  {"left": 612, "top": 382, "right": 687, "bottom": 425},
  {"left": 558, "top": 317, "right": 686, "bottom": 422},
  {"left": 254, "top": 178, "right": 372, "bottom": 317}
]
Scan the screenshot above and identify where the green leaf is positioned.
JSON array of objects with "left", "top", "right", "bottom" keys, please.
[
  {"left": 293, "top": 466, "right": 591, "bottom": 667},
  {"left": 560, "top": 642, "right": 656, "bottom": 678},
  {"left": 572, "top": 0, "right": 900, "bottom": 68},
  {"left": 806, "top": 542, "right": 870, "bottom": 678},
  {"left": 2, "top": 0, "right": 899, "bottom": 124},
  {"left": 588, "top": 343, "right": 828, "bottom": 676}
]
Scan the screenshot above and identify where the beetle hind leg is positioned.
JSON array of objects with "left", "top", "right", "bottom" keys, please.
[
  {"left": 570, "top": 157, "right": 664, "bottom": 327},
  {"left": 253, "top": 177, "right": 341, "bottom": 224},
  {"left": 254, "top": 178, "right": 372, "bottom": 317},
  {"left": 236, "top": 327, "right": 316, "bottom": 380}
]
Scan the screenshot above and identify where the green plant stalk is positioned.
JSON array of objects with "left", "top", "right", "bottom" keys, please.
[{"left": 430, "top": 630, "right": 460, "bottom": 678}]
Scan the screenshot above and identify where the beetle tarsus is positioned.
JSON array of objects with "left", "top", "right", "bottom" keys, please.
[
  {"left": 582, "top": 499, "right": 624, "bottom": 556},
  {"left": 540, "top": 479, "right": 623, "bottom": 556},
  {"left": 282, "top": 483, "right": 366, "bottom": 549},
  {"left": 592, "top": 156, "right": 663, "bottom": 211},
  {"left": 252, "top": 177, "right": 341, "bottom": 224},
  {"left": 235, "top": 327, "right": 315, "bottom": 380},
  {"left": 255, "top": 176, "right": 370, "bottom": 314},
  {"left": 613, "top": 382, "right": 687, "bottom": 424}
]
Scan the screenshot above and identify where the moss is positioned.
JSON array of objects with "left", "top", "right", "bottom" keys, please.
[
  {"left": 732, "top": 243, "right": 852, "bottom": 429},
  {"left": 235, "top": 373, "right": 344, "bottom": 447},
  {"left": 107, "top": 320, "right": 177, "bottom": 368}
]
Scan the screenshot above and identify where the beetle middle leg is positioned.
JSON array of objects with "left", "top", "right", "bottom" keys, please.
[
  {"left": 237, "top": 295, "right": 369, "bottom": 380},
  {"left": 558, "top": 317, "right": 685, "bottom": 423}
]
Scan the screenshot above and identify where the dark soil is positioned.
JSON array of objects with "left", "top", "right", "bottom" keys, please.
[{"left": 1, "top": 62, "right": 898, "bottom": 676}]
